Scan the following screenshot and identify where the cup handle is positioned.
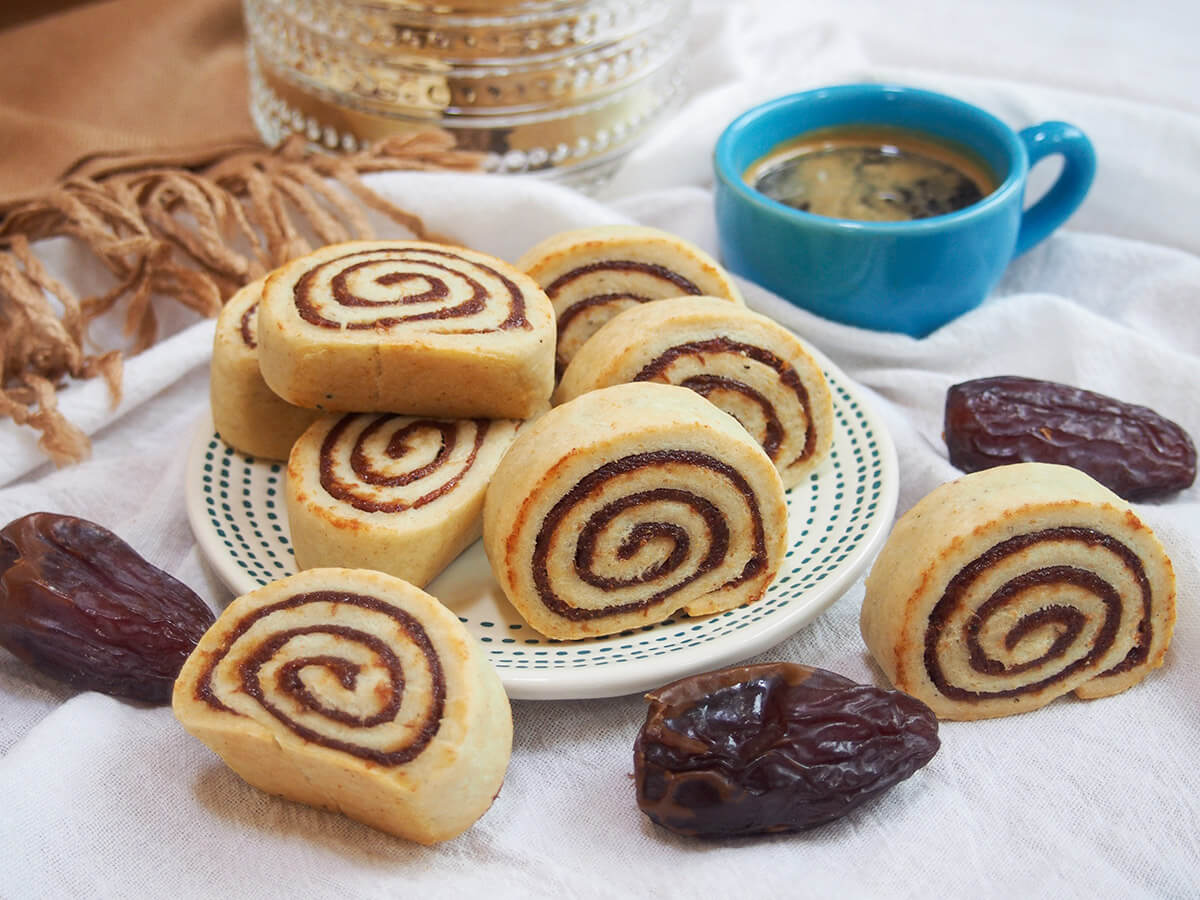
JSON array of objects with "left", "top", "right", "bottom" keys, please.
[{"left": 1013, "top": 121, "right": 1096, "bottom": 256}]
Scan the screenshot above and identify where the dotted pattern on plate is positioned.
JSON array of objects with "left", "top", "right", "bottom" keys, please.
[{"left": 197, "top": 374, "right": 884, "bottom": 673}]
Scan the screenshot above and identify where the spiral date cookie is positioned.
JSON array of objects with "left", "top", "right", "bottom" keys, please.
[
  {"left": 210, "top": 277, "right": 321, "bottom": 460},
  {"left": 555, "top": 297, "right": 834, "bottom": 489},
  {"left": 515, "top": 226, "right": 744, "bottom": 377},
  {"left": 258, "top": 241, "right": 555, "bottom": 418},
  {"left": 482, "top": 383, "right": 788, "bottom": 639},
  {"left": 173, "top": 567, "right": 513, "bottom": 844},
  {"left": 286, "top": 412, "right": 521, "bottom": 588},
  {"left": 860, "top": 463, "right": 1176, "bottom": 720}
]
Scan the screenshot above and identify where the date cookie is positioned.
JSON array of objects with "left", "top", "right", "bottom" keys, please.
[
  {"left": 515, "top": 225, "right": 744, "bottom": 377},
  {"left": 555, "top": 297, "right": 834, "bottom": 489},
  {"left": 286, "top": 412, "right": 521, "bottom": 588},
  {"left": 210, "top": 277, "right": 320, "bottom": 460},
  {"left": 258, "top": 241, "right": 554, "bottom": 418},
  {"left": 482, "top": 382, "right": 788, "bottom": 639},
  {"left": 173, "top": 567, "right": 513, "bottom": 844},
  {"left": 860, "top": 462, "right": 1176, "bottom": 720}
]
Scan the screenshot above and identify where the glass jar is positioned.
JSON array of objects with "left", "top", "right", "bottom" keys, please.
[{"left": 244, "top": 0, "right": 691, "bottom": 191}]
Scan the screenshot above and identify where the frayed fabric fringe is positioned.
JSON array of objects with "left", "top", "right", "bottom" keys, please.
[{"left": 0, "top": 132, "right": 483, "bottom": 466}]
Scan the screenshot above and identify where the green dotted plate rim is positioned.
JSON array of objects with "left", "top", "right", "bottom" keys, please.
[{"left": 185, "top": 361, "right": 897, "bottom": 700}]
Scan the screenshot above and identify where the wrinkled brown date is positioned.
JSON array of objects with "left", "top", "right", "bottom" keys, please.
[
  {"left": 0, "top": 512, "right": 215, "bottom": 703},
  {"left": 945, "top": 376, "right": 1196, "bottom": 501},
  {"left": 633, "top": 663, "right": 939, "bottom": 838}
]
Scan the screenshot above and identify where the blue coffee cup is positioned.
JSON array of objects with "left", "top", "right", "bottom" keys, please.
[{"left": 713, "top": 84, "right": 1096, "bottom": 336}]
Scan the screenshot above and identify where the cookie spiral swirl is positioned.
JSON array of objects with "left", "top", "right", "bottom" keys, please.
[
  {"left": 516, "top": 226, "right": 744, "bottom": 377},
  {"left": 546, "top": 260, "right": 701, "bottom": 376},
  {"left": 532, "top": 449, "right": 767, "bottom": 623},
  {"left": 291, "top": 244, "right": 529, "bottom": 333},
  {"left": 924, "top": 527, "right": 1147, "bottom": 703},
  {"left": 318, "top": 413, "right": 491, "bottom": 514},
  {"left": 636, "top": 342, "right": 804, "bottom": 462},
  {"left": 173, "top": 568, "right": 513, "bottom": 844},
  {"left": 554, "top": 298, "right": 835, "bottom": 489},
  {"left": 288, "top": 412, "right": 521, "bottom": 587},
  {"left": 194, "top": 589, "right": 445, "bottom": 763},
  {"left": 861, "top": 463, "right": 1176, "bottom": 720},
  {"left": 239, "top": 299, "right": 259, "bottom": 348},
  {"left": 483, "top": 383, "right": 788, "bottom": 639}
]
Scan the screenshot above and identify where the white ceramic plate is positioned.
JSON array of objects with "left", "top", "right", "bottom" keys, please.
[{"left": 185, "top": 364, "right": 897, "bottom": 700}]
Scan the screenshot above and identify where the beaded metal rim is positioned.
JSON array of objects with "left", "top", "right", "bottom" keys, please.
[
  {"left": 185, "top": 362, "right": 898, "bottom": 700},
  {"left": 247, "top": 45, "right": 686, "bottom": 176}
]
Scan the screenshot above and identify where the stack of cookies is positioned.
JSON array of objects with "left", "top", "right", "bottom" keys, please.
[
  {"left": 211, "top": 240, "right": 555, "bottom": 590},
  {"left": 211, "top": 226, "right": 836, "bottom": 601}
]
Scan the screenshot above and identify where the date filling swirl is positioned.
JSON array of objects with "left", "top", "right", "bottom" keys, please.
[
  {"left": 293, "top": 247, "right": 529, "bottom": 333},
  {"left": 239, "top": 301, "right": 259, "bottom": 349},
  {"left": 319, "top": 414, "right": 489, "bottom": 513},
  {"left": 547, "top": 261, "right": 702, "bottom": 373},
  {"left": 634, "top": 337, "right": 817, "bottom": 467},
  {"left": 925, "top": 527, "right": 1153, "bottom": 701},
  {"left": 194, "top": 591, "right": 446, "bottom": 764},
  {"left": 532, "top": 450, "right": 767, "bottom": 621}
]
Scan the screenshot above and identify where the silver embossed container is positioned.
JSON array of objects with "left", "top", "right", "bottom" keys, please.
[{"left": 245, "top": 0, "right": 690, "bottom": 190}]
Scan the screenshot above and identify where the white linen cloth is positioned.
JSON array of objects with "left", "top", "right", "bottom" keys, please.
[{"left": 3, "top": 1, "right": 1199, "bottom": 896}]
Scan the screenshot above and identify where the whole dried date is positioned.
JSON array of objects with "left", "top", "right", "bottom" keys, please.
[
  {"left": 945, "top": 376, "right": 1196, "bottom": 501},
  {"left": 0, "top": 512, "right": 215, "bottom": 703},
  {"left": 633, "top": 663, "right": 939, "bottom": 838}
]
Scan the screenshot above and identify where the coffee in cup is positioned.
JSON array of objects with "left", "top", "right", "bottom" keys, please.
[
  {"left": 745, "top": 125, "right": 998, "bottom": 222},
  {"left": 713, "top": 84, "right": 1096, "bottom": 336}
]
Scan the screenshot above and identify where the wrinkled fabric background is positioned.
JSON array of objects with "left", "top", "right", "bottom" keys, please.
[
  {"left": 0, "top": 0, "right": 252, "bottom": 205},
  {"left": 2, "top": 1, "right": 1199, "bottom": 897}
]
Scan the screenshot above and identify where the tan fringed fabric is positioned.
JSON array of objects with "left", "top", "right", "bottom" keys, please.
[
  {"left": 0, "top": 0, "right": 254, "bottom": 205},
  {"left": 0, "top": 133, "right": 486, "bottom": 465}
]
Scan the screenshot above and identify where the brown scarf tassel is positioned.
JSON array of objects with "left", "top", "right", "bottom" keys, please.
[{"left": 0, "top": 131, "right": 484, "bottom": 467}]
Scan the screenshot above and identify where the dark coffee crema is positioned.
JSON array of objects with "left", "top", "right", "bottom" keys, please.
[
  {"left": 924, "top": 527, "right": 1152, "bottom": 701},
  {"left": 318, "top": 414, "right": 489, "bottom": 514},
  {"left": 293, "top": 246, "right": 529, "bottom": 332},
  {"left": 531, "top": 449, "right": 767, "bottom": 622},
  {"left": 194, "top": 590, "right": 446, "bottom": 765},
  {"left": 746, "top": 125, "right": 998, "bottom": 222},
  {"left": 633, "top": 337, "right": 816, "bottom": 467}
]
